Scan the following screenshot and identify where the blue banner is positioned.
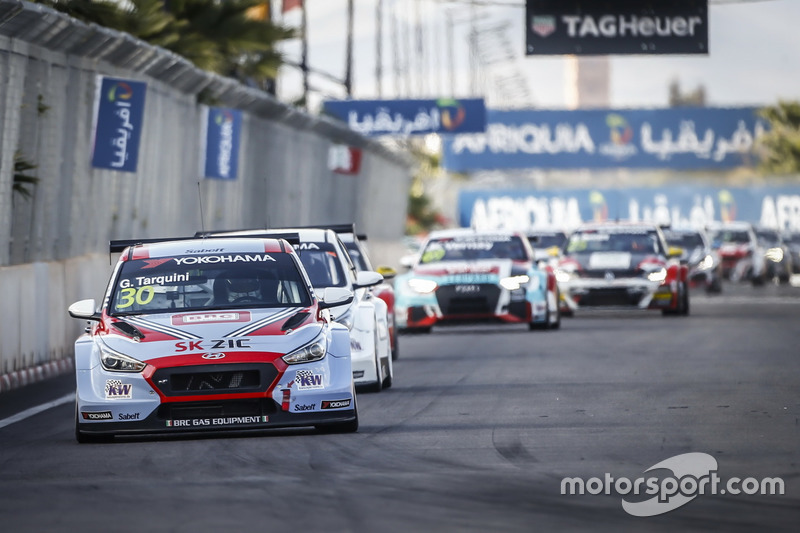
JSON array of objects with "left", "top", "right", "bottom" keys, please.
[
  {"left": 459, "top": 186, "right": 800, "bottom": 232},
  {"left": 203, "top": 107, "right": 242, "bottom": 180},
  {"left": 91, "top": 77, "right": 147, "bottom": 172},
  {"left": 443, "top": 107, "right": 768, "bottom": 171},
  {"left": 322, "top": 98, "right": 486, "bottom": 136}
]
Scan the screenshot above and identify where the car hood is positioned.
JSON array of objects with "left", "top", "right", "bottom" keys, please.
[
  {"left": 99, "top": 307, "right": 320, "bottom": 363},
  {"left": 566, "top": 252, "right": 663, "bottom": 276}
]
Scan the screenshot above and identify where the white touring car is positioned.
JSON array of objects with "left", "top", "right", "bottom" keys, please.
[
  {"left": 197, "top": 228, "right": 394, "bottom": 392},
  {"left": 69, "top": 236, "right": 358, "bottom": 442}
]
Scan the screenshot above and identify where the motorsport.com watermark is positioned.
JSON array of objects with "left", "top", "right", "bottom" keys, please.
[{"left": 561, "top": 453, "right": 785, "bottom": 517}]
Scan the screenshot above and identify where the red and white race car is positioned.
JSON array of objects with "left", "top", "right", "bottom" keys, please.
[{"left": 555, "top": 222, "right": 690, "bottom": 316}]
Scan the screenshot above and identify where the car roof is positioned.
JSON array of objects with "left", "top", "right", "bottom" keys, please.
[
  {"left": 427, "top": 228, "right": 523, "bottom": 239},
  {"left": 574, "top": 221, "right": 660, "bottom": 232},
  {"left": 121, "top": 237, "right": 290, "bottom": 259}
]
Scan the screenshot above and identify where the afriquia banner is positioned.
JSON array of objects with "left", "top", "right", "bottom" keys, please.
[
  {"left": 202, "top": 107, "right": 242, "bottom": 180},
  {"left": 443, "top": 107, "right": 767, "bottom": 172},
  {"left": 91, "top": 76, "right": 147, "bottom": 172},
  {"left": 526, "top": 0, "right": 708, "bottom": 56},
  {"left": 322, "top": 98, "right": 487, "bottom": 136},
  {"left": 458, "top": 186, "right": 800, "bottom": 232}
]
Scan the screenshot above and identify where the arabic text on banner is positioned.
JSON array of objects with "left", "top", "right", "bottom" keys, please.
[
  {"left": 203, "top": 107, "right": 243, "bottom": 180},
  {"left": 443, "top": 107, "right": 767, "bottom": 172},
  {"left": 91, "top": 76, "right": 147, "bottom": 173}
]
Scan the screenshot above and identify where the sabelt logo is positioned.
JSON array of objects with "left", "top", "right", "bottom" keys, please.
[
  {"left": 321, "top": 399, "right": 351, "bottom": 409},
  {"left": 172, "top": 312, "right": 250, "bottom": 326},
  {"left": 82, "top": 411, "right": 113, "bottom": 420}
]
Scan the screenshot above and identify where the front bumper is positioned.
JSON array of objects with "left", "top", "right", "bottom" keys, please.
[
  {"left": 76, "top": 355, "right": 355, "bottom": 436},
  {"left": 559, "top": 278, "right": 676, "bottom": 311}
]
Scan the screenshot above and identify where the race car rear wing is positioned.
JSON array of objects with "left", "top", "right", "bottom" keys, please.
[{"left": 110, "top": 233, "right": 300, "bottom": 254}]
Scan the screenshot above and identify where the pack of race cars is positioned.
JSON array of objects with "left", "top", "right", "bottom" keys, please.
[{"left": 68, "top": 220, "right": 784, "bottom": 442}]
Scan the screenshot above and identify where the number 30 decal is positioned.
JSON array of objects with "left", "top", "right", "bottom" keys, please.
[{"left": 117, "top": 286, "right": 155, "bottom": 309}]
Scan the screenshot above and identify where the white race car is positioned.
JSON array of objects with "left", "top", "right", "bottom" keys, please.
[
  {"left": 69, "top": 236, "right": 358, "bottom": 442},
  {"left": 200, "top": 228, "right": 394, "bottom": 392}
]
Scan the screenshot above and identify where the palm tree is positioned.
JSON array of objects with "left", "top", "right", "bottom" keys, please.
[
  {"left": 757, "top": 101, "right": 800, "bottom": 174},
  {"left": 33, "top": 0, "right": 293, "bottom": 90}
]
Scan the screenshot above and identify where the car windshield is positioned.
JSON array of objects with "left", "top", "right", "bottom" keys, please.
[
  {"left": 710, "top": 229, "right": 750, "bottom": 244},
  {"left": 664, "top": 231, "right": 704, "bottom": 250},
  {"left": 420, "top": 235, "right": 528, "bottom": 263},
  {"left": 109, "top": 253, "right": 311, "bottom": 315},
  {"left": 295, "top": 243, "right": 348, "bottom": 288},
  {"left": 528, "top": 232, "right": 568, "bottom": 249},
  {"left": 344, "top": 241, "right": 370, "bottom": 272},
  {"left": 756, "top": 230, "right": 781, "bottom": 246},
  {"left": 567, "top": 230, "right": 660, "bottom": 255}
]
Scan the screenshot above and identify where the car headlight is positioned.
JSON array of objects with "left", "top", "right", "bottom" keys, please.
[
  {"left": 282, "top": 334, "right": 327, "bottom": 365},
  {"left": 698, "top": 255, "right": 714, "bottom": 270},
  {"left": 499, "top": 275, "right": 530, "bottom": 291},
  {"left": 408, "top": 278, "right": 438, "bottom": 294},
  {"left": 99, "top": 343, "right": 146, "bottom": 373},
  {"left": 766, "top": 247, "right": 784, "bottom": 263},
  {"left": 647, "top": 268, "right": 667, "bottom": 282},
  {"left": 555, "top": 269, "right": 572, "bottom": 283}
]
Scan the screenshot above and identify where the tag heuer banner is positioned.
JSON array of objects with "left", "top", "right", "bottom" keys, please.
[{"left": 526, "top": 0, "right": 708, "bottom": 55}]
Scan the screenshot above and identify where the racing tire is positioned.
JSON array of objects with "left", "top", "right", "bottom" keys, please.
[
  {"left": 550, "top": 291, "right": 562, "bottom": 330},
  {"left": 401, "top": 326, "right": 432, "bottom": 334},
  {"left": 706, "top": 276, "right": 722, "bottom": 294},
  {"left": 316, "top": 396, "right": 359, "bottom": 434},
  {"left": 391, "top": 329, "right": 399, "bottom": 361},
  {"left": 679, "top": 283, "right": 690, "bottom": 316}
]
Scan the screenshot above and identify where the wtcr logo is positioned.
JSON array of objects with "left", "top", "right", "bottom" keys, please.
[{"left": 561, "top": 452, "right": 785, "bottom": 517}]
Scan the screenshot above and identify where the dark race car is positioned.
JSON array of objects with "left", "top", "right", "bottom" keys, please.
[{"left": 556, "top": 222, "right": 690, "bottom": 316}]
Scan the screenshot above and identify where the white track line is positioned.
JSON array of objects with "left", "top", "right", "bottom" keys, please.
[{"left": 0, "top": 393, "right": 74, "bottom": 429}]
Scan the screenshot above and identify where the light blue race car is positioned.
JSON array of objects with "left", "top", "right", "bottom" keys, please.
[{"left": 394, "top": 229, "right": 561, "bottom": 333}]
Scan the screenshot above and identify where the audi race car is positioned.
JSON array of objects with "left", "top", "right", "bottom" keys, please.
[
  {"left": 662, "top": 226, "right": 723, "bottom": 293},
  {"left": 556, "top": 223, "right": 690, "bottom": 316},
  {"left": 394, "top": 229, "right": 560, "bottom": 332},
  {"left": 201, "top": 228, "right": 393, "bottom": 392},
  {"left": 69, "top": 236, "right": 359, "bottom": 443}
]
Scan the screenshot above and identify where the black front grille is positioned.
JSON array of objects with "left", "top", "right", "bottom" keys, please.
[
  {"left": 581, "top": 269, "right": 639, "bottom": 279},
  {"left": 152, "top": 363, "right": 278, "bottom": 397},
  {"left": 579, "top": 288, "right": 644, "bottom": 307},
  {"left": 157, "top": 399, "right": 277, "bottom": 420},
  {"left": 436, "top": 284, "right": 501, "bottom": 316}
]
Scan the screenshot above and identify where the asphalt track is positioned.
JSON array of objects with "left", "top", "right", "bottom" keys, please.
[{"left": 1, "top": 282, "right": 798, "bottom": 532}]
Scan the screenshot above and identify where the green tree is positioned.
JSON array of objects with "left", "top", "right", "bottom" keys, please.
[
  {"left": 34, "top": 0, "right": 293, "bottom": 90},
  {"left": 757, "top": 100, "right": 800, "bottom": 174}
]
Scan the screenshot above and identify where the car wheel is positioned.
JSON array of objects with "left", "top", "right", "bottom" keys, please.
[
  {"left": 550, "top": 291, "right": 562, "bottom": 329},
  {"left": 382, "top": 333, "right": 393, "bottom": 389},
  {"left": 680, "top": 283, "right": 690, "bottom": 316},
  {"left": 401, "top": 326, "right": 431, "bottom": 334},
  {"left": 316, "top": 395, "right": 359, "bottom": 433},
  {"left": 391, "top": 328, "right": 399, "bottom": 361}
]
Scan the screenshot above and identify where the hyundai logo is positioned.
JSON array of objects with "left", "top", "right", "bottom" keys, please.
[
  {"left": 605, "top": 271, "right": 615, "bottom": 281},
  {"left": 202, "top": 353, "right": 226, "bottom": 360}
]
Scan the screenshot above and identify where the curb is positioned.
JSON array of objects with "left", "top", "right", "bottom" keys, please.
[{"left": 0, "top": 359, "right": 73, "bottom": 394}]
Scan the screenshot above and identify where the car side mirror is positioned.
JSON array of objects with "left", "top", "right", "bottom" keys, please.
[
  {"left": 353, "top": 270, "right": 383, "bottom": 289},
  {"left": 68, "top": 299, "right": 101, "bottom": 321},
  {"left": 375, "top": 265, "right": 397, "bottom": 280},
  {"left": 399, "top": 254, "right": 417, "bottom": 270},
  {"left": 318, "top": 287, "right": 354, "bottom": 309}
]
